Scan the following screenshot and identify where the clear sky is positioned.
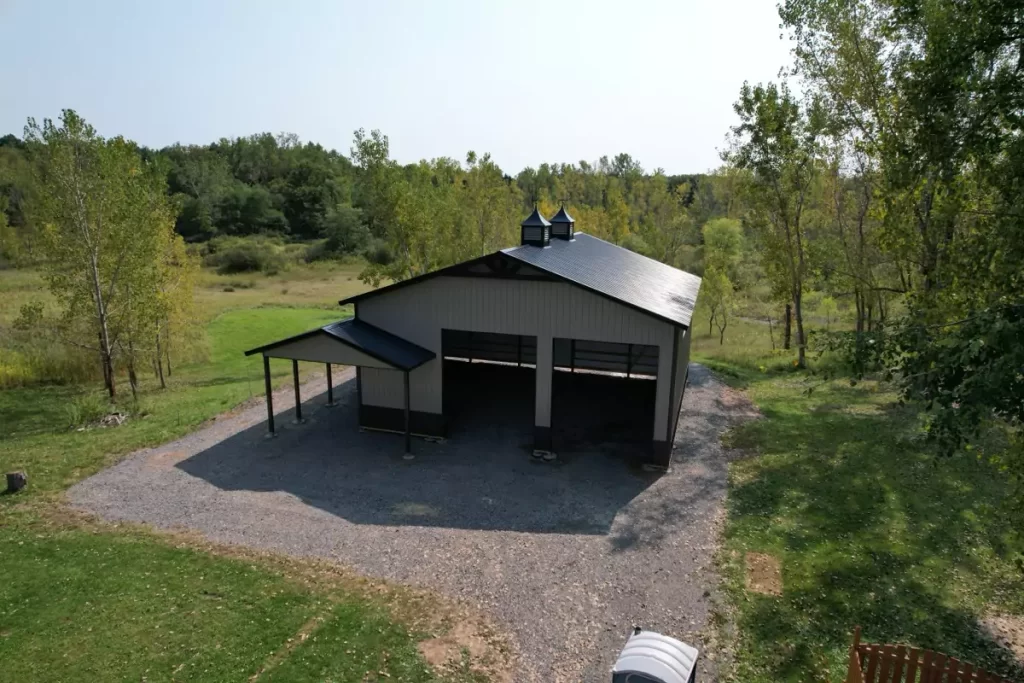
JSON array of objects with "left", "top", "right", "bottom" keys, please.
[{"left": 0, "top": 0, "right": 791, "bottom": 174}]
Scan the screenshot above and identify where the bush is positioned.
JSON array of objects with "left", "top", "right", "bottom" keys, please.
[
  {"left": 203, "top": 237, "right": 288, "bottom": 275},
  {"left": 215, "top": 244, "right": 284, "bottom": 274},
  {"left": 303, "top": 239, "right": 333, "bottom": 263},
  {"left": 363, "top": 238, "right": 394, "bottom": 266},
  {"left": 304, "top": 206, "right": 371, "bottom": 263},
  {"left": 807, "top": 328, "right": 886, "bottom": 379}
]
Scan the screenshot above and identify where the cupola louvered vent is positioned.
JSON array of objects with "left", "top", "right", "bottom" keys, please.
[{"left": 520, "top": 207, "right": 551, "bottom": 247}]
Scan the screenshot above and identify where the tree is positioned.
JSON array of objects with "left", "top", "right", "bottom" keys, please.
[
  {"left": 701, "top": 217, "right": 744, "bottom": 277},
  {"left": 153, "top": 230, "right": 200, "bottom": 388},
  {"left": 728, "top": 82, "right": 827, "bottom": 368},
  {"left": 0, "top": 138, "right": 38, "bottom": 261},
  {"left": 779, "top": 0, "right": 1024, "bottom": 460},
  {"left": 703, "top": 266, "right": 733, "bottom": 345},
  {"left": 461, "top": 152, "right": 522, "bottom": 258},
  {"left": 20, "top": 110, "right": 185, "bottom": 400},
  {"left": 321, "top": 204, "right": 369, "bottom": 256}
]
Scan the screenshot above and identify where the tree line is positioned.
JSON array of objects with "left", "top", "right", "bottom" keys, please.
[
  {"left": 724, "top": 0, "right": 1022, "bottom": 488},
  {"left": 1, "top": 126, "right": 731, "bottom": 277},
  {"left": 0, "top": 113, "right": 742, "bottom": 398}
]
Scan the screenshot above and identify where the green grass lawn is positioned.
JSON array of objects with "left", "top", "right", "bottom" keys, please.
[
  {"left": 0, "top": 306, "right": 342, "bottom": 499},
  {"left": 692, "top": 316, "right": 1024, "bottom": 682},
  {"left": 0, "top": 263, "right": 497, "bottom": 682},
  {"left": 1, "top": 523, "right": 490, "bottom": 683}
]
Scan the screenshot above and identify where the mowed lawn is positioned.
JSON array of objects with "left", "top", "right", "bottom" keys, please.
[
  {"left": 0, "top": 265, "right": 495, "bottom": 683},
  {"left": 691, "top": 316, "right": 1024, "bottom": 682}
]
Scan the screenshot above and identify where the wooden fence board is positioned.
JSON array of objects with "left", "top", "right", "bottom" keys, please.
[
  {"left": 922, "top": 650, "right": 938, "bottom": 683},
  {"left": 906, "top": 647, "right": 921, "bottom": 683},
  {"left": 893, "top": 645, "right": 909, "bottom": 683},
  {"left": 881, "top": 645, "right": 897, "bottom": 682},
  {"left": 866, "top": 644, "right": 882, "bottom": 683}
]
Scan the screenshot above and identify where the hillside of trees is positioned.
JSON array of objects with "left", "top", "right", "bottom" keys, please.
[{"left": 0, "top": 128, "right": 728, "bottom": 279}]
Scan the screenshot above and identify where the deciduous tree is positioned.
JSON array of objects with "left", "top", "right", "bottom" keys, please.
[
  {"left": 727, "top": 82, "right": 827, "bottom": 368},
  {"left": 20, "top": 110, "right": 187, "bottom": 399}
]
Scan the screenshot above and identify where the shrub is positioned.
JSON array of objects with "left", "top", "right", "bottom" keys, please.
[
  {"left": 64, "top": 391, "right": 112, "bottom": 429},
  {"left": 808, "top": 328, "right": 886, "bottom": 379},
  {"left": 205, "top": 241, "right": 287, "bottom": 275},
  {"left": 363, "top": 238, "right": 394, "bottom": 266},
  {"left": 303, "top": 239, "right": 333, "bottom": 263}
]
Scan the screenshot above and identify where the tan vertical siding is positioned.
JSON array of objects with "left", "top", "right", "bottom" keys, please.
[
  {"left": 358, "top": 276, "right": 678, "bottom": 439},
  {"left": 360, "top": 367, "right": 406, "bottom": 407}
]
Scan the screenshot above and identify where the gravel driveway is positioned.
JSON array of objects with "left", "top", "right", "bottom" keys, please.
[{"left": 69, "top": 363, "right": 751, "bottom": 682}]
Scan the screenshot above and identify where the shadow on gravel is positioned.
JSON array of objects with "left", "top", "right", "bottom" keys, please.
[
  {"left": 177, "top": 369, "right": 672, "bottom": 535},
  {"left": 606, "top": 366, "right": 738, "bottom": 552}
]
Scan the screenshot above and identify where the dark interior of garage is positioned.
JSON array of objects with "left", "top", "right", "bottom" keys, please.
[
  {"left": 442, "top": 359, "right": 657, "bottom": 460},
  {"left": 441, "top": 328, "right": 659, "bottom": 460}
]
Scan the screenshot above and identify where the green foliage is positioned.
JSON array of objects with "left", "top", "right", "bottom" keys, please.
[
  {"left": 702, "top": 266, "right": 734, "bottom": 344},
  {"left": 775, "top": 0, "right": 1024, "bottom": 465},
  {"left": 212, "top": 183, "right": 288, "bottom": 236},
  {"left": 889, "top": 305, "right": 1024, "bottom": 459},
  {"left": 702, "top": 218, "right": 743, "bottom": 270},
  {"left": 727, "top": 82, "right": 827, "bottom": 368},
  {"left": 162, "top": 134, "right": 353, "bottom": 241},
  {"left": 817, "top": 295, "right": 838, "bottom": 328},
  {"left": 205, "top": 238, "right": 288, "bottom": 275},
  {"left": 62, "top": 390, "right": 112, "bottom": 428},
  {"left": 319, "top": 204, "right": 369, "bottom": 257},
  {"left": 21, "top": 110, "right": 192, "bottom": 400},
  {"left": 719, "top": 375, "right": 1023, "bottom": 682},
  {"left": 807, "top": 327, "right": 886, "bottom": 378}
]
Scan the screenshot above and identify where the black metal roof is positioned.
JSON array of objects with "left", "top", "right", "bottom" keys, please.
[
  {"left": 550, "top": 205, "right": 574, "bottom": 224},
  {"left": 502, "top": 233, "right": 701, "bottom": 327},
  {"left": 244, "top": 317, "right": 435, "bottom": 370},
  {"left": 520, "top": 207, "right": 551, "bottom": 227},
  {"left": 340, "top": 234, "right": 702, "bottom": 329}
]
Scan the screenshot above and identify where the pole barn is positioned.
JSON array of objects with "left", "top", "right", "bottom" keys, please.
[{"left": 247, "top": 207, "right": 701, "bottom": 467}]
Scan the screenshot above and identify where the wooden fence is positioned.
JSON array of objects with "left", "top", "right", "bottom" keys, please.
[{"left": 846, "top": 627, "right": 1017, "bottom": 683}]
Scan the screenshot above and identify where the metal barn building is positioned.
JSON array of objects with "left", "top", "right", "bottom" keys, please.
[{"left": 247, "top": 208, "right": 701, "bottom": 466}]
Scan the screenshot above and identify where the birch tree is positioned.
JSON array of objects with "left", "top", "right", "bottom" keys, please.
[{"left": 21, "top": 110, "right": 184, "bottom": 399}]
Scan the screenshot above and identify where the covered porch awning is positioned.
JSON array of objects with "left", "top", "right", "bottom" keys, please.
[
  {"left": 244, "top": 317, "right": 434, "bottom": 370},
  {"left": 244, "top": 318, "right": 434, "bottom": 454}
]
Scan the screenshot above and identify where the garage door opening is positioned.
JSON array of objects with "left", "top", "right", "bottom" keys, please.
[
  {"left": 442, "top": 330, "right": 537, "bottom": 438},
  {"left": 551, "top": 338, "right": 658, "bottom": 454}
]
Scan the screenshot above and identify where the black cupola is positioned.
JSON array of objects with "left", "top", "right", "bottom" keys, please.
[
  {"left": 549, "top": 204, "right": 575, "bottom": 240},
  {"left": 520, "top": 207, "right": 551, "bottom": 247}
]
